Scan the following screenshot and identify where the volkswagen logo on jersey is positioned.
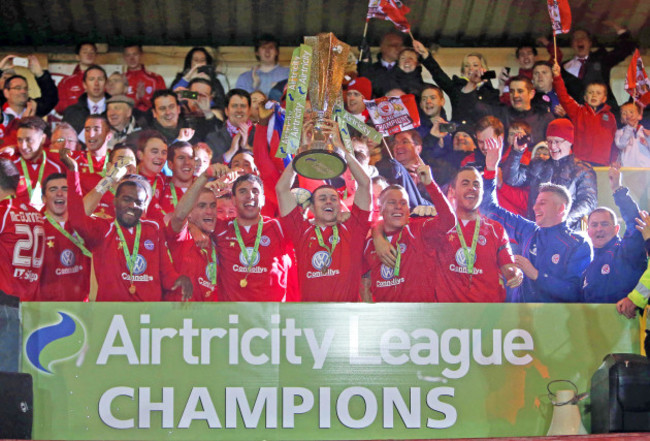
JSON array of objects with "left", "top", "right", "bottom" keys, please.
[
  {"left": 260, "top": 235, "right": 271, "bottom": 247},
  {"left": 455, "top": 248, "right": 468, "bottom": 267},
  {"left": 144, "top": 240, "right": 155, "bottom": 251},
  {"left": 59, "top": 249, "right": 76, "bottom": 267},
  {"left": 478, "top": 235, "right": 486, "bottom": 246},
  {"left": 552, "top": 254, "right": 560, "bottom": 264},
  {"left": 601, "top": 264, "right": 610, "bottom": 275},
  {"left": 380, "top": 264, "right": 395, "bottom": 280},
  {"left": 206, "top": 262, "right": 216, "bottom": 280},
  {"left": 312, "top": 251, "right": 332, "bottom": 271},
  {"left": 239, "top": 247, "right": 261, "bottom": 266},
  {"left": 132, "top": 254, "right": 147, "bottom": 275}
]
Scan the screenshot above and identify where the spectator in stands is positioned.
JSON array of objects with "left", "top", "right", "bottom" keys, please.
[
  {"left": 345, "top": 77, "right": 372, "bottom": 123},
  {"left": 50, "top": 122, "right": 80, "bottom": 152},
  {"left": 106, "top": 95, "right": 141, "bottom": 149},
  {"left": 124, "top": 44, "right": 166, "bottom": 112},
  {"left": 55, "top": 42, "right": 97, "bottom": 114},
  {"left": 387, "top": 129, "right": 436, "bottom": 203},
  {"left": 62, "top": 64, "right": 109, "bottom": 139},
  {"left": 148, "top": 89, "right": 212, "bottom": 145},
  {"left": 235, "top": 34, "right": 289, "bottom": 97},
  {"left": 615, "top": 102, "right": 650, "bottom": 210},
  {"left": 502, "top": 118, "right": 597, "bottom": 229},
  {"left": 617, "top": 211, "right": 650, "bottom": 319},
  {"left": 532, "top": 142, "right": 550, "bottom": 161},
  {"left": 171, "top": 47, "right": 226, "bottom": 111},
  {"left": 531, "top": 61, "right": 565, "bottom": 117},
  {"left": 582, "top": 165, "right": 647, "bottom": 303},
  {"left": 0, "top": 158, "right": 43, "bottom": 372},
  {"left": 358, "top": 31, "right": 406, "bottom": 98},
  {"left": 205, "top": 89, "right": 255, "bottom": 164},
  {"left": 362, "top": 165, "right": 456, "bottom": 302},
  {"left": 552, "top": 62, "right": 616, "bottom": 166},
  {"left": 105, "top": 72, "right": 129, "bottom": 97},
  {"left": 37, "top": 172, "right": 91, "bottom": 301},
  {"left": 561, "top": 24, "right": 635, "bottom": 114},
  {"left": 185, "top": 78, "right": 223, "bottom": 124},
  {"left": 380, "top": 47, "right": 425, "bottom": 97},
  {"left": 412, "top": 40, "right": 499, "bottom": 126},
  {"left": 276, "top": 121, "right": 372, "bottom": 301},
  {"left": 482, "top": 139, "right": 592, "bottom": 302},
  {"left": 417, "top": 85, "right": 451, "bottom": 157},
  {"left": 194, "top": 142, "right": 212, "bottom": 175},
  {"left": 1, "top": 58, "right": 58, "bottom": 118}
]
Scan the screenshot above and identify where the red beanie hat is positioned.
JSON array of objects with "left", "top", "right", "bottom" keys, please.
[
  {"left": 546, "top": 118, "right": 574, "bottom": 144},
  {"left": 346, "top": 77, "right": 372, "bottom": 100}
]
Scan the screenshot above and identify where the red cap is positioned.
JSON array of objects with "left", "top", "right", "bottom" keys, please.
[
  {"left": 346, "top": 77, "right": 372, "bottom": 100},
  {"left": 546, "top": 118, "right": 574, "bottom": 144}
]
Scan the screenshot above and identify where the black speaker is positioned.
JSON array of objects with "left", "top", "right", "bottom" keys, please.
[
  {"left": 0, "top": 372, "right": 33, "bottom": 439},
  {"left": 590, "top": 353, "right": 650, "bottom": 433}
]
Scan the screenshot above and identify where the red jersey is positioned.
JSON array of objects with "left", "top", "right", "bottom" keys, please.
[
  {"left": 76, "top": 172, "right": 116, "bottom": 219},
  {"left": 157, "top": 181, "right": 189, "bottom": 216},
  {"left": 435, "top": 216, "right": 514, "bottom": 303},
  {"left": 67, "top": 172, "right": 180, "bottom": 301},
  {"left": 0, "top": 198, "right": 45, "bottom": 300},
  {"left": 36, "top": 217, "right": 91, "bottom": 301},
  {"left": 126, "top": 67, "right": 167, "bottom": 111},
  {"left": 281, "top": 204, "right": 371, "bottom": 302},
  {"left": 55, "top": 66, "right": 84, "bottom": 114},
  {"left": 165, "top": 222, "right": 217, "bottom": 301},
  {"left": 12, "top": 152, "right": 63, "bottom": 210},
  {"left": 213, "top": 216, "right": 291, "bottom": 301},
  {"left": 70, "top": 150, "right": 109, "bottom": 175}
]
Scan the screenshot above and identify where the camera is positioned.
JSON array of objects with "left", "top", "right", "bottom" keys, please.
[{"left": 481, "top": 70, "right": 497, "bottom": 80}]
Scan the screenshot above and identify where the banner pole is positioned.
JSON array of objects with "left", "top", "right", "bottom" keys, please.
[
  {"left": 359, "top": 20, "right": 370, "bottom": 62},
  {"left": 382, "top": 138, "right": 394, "bottom": 160},
  {"left": 553, "top": 32, "right": 558, "bottom": 63},
  {"left": 408, "top": 30, "right": 415, "bottom": 42}
]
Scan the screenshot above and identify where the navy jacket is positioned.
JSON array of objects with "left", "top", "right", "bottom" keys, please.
[
  {"left": 482, "top": 176, "right": 593, "bottom": 302},
  {"left": 582, "top": 187, "right": 648, "bottom": 303}
]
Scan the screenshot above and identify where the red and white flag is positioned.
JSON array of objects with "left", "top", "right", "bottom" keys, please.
[
  {"left": 625, "top": 49, "right": 650, "bottom": 108},
  {"left": 366, "top": 0, "right": 411, "bottom": 33},
  {"left": 365, "top": 94, "right": 420, "bottom": 136},
  {"left": 547, "top": 0, "right": 571, "bottom": 35}
]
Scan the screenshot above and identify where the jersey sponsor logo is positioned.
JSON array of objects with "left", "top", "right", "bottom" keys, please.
[
  {"left": 24, "top": 311, "right": 87, "bottom": 375},
  {"left": 13, "top": 267, "right": 39, "bottom": 282},
  {"left": 380, "top": 264, "right": 395, "bottom": 280},
  {"left": 133, "top": 254, "right": 147, "bottom": 275},
  {"left": 478, "top": 235, "right": 486, "bottom": 246},
  {"left": 601, "top": 264, "right": 610, "bottom": 275},
  {"left": 144, "top": 240, "right": 155, "bottom": 251},
  {"left": 552, "top": 254, "right": 560, "bottom": 264},
  {"left": 59, "top": 249, "right": 76, "bottom": 267},
  {"left": 260, "top": 235, "right": 271, "bottom": 247},
  {"left": 449, "top": 247, "right": 483, "bottom": 276},
  {"left": 311, "top": 251, "right": 332, "bottom": 271},
  {"left": 238, "top": 247, "right": 261, "bottom": 266}
]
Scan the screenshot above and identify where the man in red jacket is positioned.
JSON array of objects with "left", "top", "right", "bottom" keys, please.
[
  {"left": 124, "top": 45, "right": 166, "bottom": 112},
  {"left": 55, "top": 42, "right": 98, "bottom": 114}
]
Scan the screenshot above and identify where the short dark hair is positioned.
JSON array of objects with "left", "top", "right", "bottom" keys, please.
[
  {"left": 152, "top": 89, "right": 179, "bottom": 108},
  {"left": 378, "top": 184, "right": 408, "bottom": 206},
  {"left": 538, "top": 183, "right": 572, "bottom": 213},
  {"left": 75, "top": 42, "right": 97, "bottom": 55},
  {"left": 509, "top": 120, "right": 532, "bottom": 136},
  {"left": 109, "top": 143, "right": 136, "bottom": 162},
  {"left": 311, "top": 184, "right": 339, "bottom": 203},
  {"left": 83, "top": 65, "right": 107, "bottom": 82},
  {"left": 168, "top": 141, "right": 194, "bottom": 162},
  {"left": 421, "top": 84, "right": 444, "bottom": 100},
  {"left": 115, "top": 174, "right": 153, "bottom": 208},
  {"left": 515, "top": 43, "right": 538, "bottom": 59},
  {"left": 0, "top": 158, "right": 20, "bottom": 192},
  {"left": 17, "top": 116, "right": 48, "bottom": 133},
  {"left": 255, "top": 33, "right": 280, "bottom": 52},
  {"left": 182, "top": 47, "right": 214, "bottom": 72},
  {"left": 43, "top": 172, "right": 67, "bottom": 191},
  {"left": 509, "top": 75, "right": 535, "bottom": 92},
  {"left": 532, "top": 60, "right": 553, "bottom": 71},
  {"left": 450, "top": 166, "right": 481, "bottom": 188},
  {"left": 84, "top": 114, "right": 110, "bottom": 127},
  {"left": 3, "top": 75, "right": 27, "bottom": 90},
  {"left": 588, "top": 206, "right": 617, "bottom": 225},
  {"left": 585, "top": 82, "right": 608, "bottom": 98},
  {"left": 124, "top": 44, "right": 143, "bottom": 52},
  {"left": 135, "top": 129, "right": 168, "bottom": 154},
  {"left": 475, "top": 115, "right": 505, "bottom": 138},
  {"left": 232, "top": 173, "right": 263, "bottom": 196},
  {"left": 188, "top": 78, "right": 213, "bottom": 92},
  {"left": 226, "top": 88, "right": 251, "bottom": 107}
]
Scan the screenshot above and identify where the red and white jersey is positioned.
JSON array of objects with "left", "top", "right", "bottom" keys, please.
[
  {"left": 213, "top": 216, "right": 291, "bottom": 302},
  {"left": 76, "top": 172, "right": 115, "bottom": 219},
  {"left": 125, "top": 67, "right": 167, "bottom": 111},
  {"left": 67, "top": 173, "right": 180, "bottom": 301},
  {"left": 140, "top": 172, "right": 166, "bottom": 201},
  {"left": 363, "top": 218, "right": 446, "bottom": 302},
  {"left": 55, "top": 66, "right": 84, "bottom": 114},
  {"left": 70, "top": 151, "right": 109, "bottom": 176},
  {"left": 165, "top": 222, "right": 217, "bottom": 301},
  {"left": 281, "top": 204, "right": 371, "bottom": 302},
  {"left": 157, "top": 181, "right": 189, "bottom": 216},
  {"left": 435, "top": 216, "right": 514, "bottom": 303},
  {"left": 11, "top": 152, "right": 63, "bottom": 210},
  {"left": 36, "top": 218, "right": 91, "bottom": 301},
  {"left": 0, "top": 198, "right": 45, "bottom": 300}
]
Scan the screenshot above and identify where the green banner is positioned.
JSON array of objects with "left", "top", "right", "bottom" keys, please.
[
  {"left": 334, "top": 107, "right": 383, "bottom": 145},
  {"left": 22, "top": 302, "right": 639, "bottom": 440}
]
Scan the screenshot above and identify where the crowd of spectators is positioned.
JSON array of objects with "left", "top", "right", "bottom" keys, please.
[{"left": 2, "top": 25, "right": 650, "bottom": 371}]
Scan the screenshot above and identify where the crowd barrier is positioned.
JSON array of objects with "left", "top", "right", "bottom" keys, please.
[{"left": 20, "top": 301, "right": 640, "bottom": 440}]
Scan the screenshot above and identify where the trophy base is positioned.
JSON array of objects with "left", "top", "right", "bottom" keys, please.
[{"left": 292, "top": 150, "right": 347, "bottom": 180}]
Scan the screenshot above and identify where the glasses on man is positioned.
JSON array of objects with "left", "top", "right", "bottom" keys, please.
[{"left": 8, "top": 86, "right": 28, "bottom": 92}]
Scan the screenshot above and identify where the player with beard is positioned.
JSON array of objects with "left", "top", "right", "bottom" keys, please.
[
  {"left": 35, "top": 173, "right": 91, "bottom": 301},
  {"left": 362, "top": 164, "right": 456, "bottom": 302},
  {"left": 212, "top": 173, "right": 291, "bottom": 301},
  {"left": 66, "top": 161, "right": 192, "bottom": 301},
  {"left": 167, "top": 163, "right": 235, "bottom": 301},
  {"left": 435, "top": 165, "right": 523, "bottom": 302},
  {"left": 276, "top": 119, "right": 372, "bottom": 301}
]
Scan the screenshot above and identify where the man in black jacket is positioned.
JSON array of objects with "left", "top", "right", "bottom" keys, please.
[
  {"left": 357, "top": 31, "right": 405, "bottom": 99},
  {"left": 1, "top": 55, "right": 58, "bottom": 118},
  {"left": 62, "top": 65, "right": 110, "bottom": 141}
]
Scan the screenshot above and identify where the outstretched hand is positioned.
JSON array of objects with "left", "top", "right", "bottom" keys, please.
[{"left": 484, "top": 137, "right": 502, "bottom": 171}]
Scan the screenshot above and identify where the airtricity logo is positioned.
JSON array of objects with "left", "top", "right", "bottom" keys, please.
[{"left": 25, "top": 312, "right": 87, "bottom": 375}]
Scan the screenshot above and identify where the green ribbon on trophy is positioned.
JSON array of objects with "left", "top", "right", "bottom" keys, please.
[
  {"left": 333, "top": 106, "right": 383, "bottom": 146},
  {"left": 277, "top": 44, "right": 313, "bottom": 159}
]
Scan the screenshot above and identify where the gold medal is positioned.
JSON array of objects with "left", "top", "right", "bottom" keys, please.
[
  {"left": 129, "top": 284, "right": 136, "bottom": 294},
  {"left": 240, "top": 278, "right": 248, "bottom": 288}
]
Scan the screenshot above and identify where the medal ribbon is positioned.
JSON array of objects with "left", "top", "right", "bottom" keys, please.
[
  {"left": 20, "top": 151, "right": 46, "bottom": 199},
  {"left": 170, "top": 183, "right": 178, "bottom": 207},
  {"left": 45, "top": 213, "right": 92, "bottom": 258},
  {"left": 87, "top": 153, "right": 109, "bottom": 175},
  {"left": 392, "top": 230, "right": 404, "bottom": 277},
  {"left": 233, "top": 217, "right": 263, "bottom": 272},
  {"left": 455, "top": 219, "right": 481, "bottom": 278},
  {"left": 314, "top": 225, "right": 339, "bottom": 267},
  {"left": 114, "top": 221, "right": 142, "bottom": 280},
  {"left": 201, "top": 243, "right": 218, "bottom": 285}
]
